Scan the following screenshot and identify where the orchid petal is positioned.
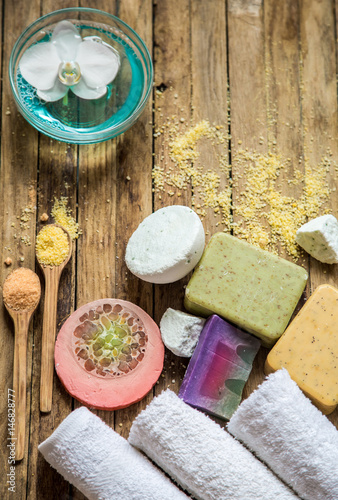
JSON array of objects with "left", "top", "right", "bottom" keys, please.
[
  {"left": 37, "top": 79, "right": 68, "bottom": 102},
  {"left": 76, "top": 40, "right": 120, "bottom": 88},
  {"left": 19, "top": 43, "right": 60, "bottom": 90},
  {"left": 71, "top": 79, "right": 107, "bottom": 100},
  {"left": 52, "top": 20, "right": 82, "bottom": 61}
]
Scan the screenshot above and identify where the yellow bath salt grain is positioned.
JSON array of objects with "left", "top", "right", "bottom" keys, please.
[
  {"left": 20, "top": 205, "right": 35, "bottom": 230},
  {"left": 51, "top": 197, "right": 81, "bottom": 240},
  {"left": 152, "top": 120, "right": 232, "bottom": 228},
  {"left": 169, "top": 120, "right": 215, "bottom": 165},
  {"left": 36, "top": 225, "right": 69, "bottom": 266},
  {"left": 233, "top": 150, "right": 331, "bottom": 258},
  {"left": 152, "top": 118, "right": 333, "bottom": 259}
]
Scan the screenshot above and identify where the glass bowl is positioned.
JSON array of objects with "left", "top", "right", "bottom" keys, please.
[{"left": 9, "top": 8, "right": 153, "bottom": 144}]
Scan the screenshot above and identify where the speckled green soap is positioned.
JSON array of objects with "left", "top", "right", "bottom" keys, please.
[{"left": 184, "top": 233, "right": 308, "bottom": 346}]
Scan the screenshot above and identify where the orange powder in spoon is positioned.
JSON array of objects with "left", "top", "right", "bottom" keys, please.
[{"left": 3, "top": 268, "right": 41, "bottom": 311}]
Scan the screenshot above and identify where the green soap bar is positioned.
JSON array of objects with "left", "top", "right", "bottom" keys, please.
[{"left": 184, "top": 233, "right": 308, "bottom": 346}]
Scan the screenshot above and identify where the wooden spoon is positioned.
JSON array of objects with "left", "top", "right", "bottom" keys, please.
[
  {"left": 37, "top": 224, "right": 72, "bottom": 413},
  {"left": 3, "top": 269, "right": 41, "bottom": 461}
]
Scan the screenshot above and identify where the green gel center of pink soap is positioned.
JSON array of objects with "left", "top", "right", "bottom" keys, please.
[
  {"left": 179, "top": 314, "right": 260, "bottom": 420},
  {"left": 72, "top": 302, "right": 148, "bottom": 378}
]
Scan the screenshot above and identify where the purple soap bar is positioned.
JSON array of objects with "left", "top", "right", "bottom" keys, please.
[{"left": 179, "top": 315, "right": 260, "bottom": 420}]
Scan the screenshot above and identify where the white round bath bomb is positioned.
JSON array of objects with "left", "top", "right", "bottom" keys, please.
[{"left": 125, "top": 206, "right": 205, "bottom": 284}]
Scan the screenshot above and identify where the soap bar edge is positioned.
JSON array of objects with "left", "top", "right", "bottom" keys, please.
[{"left": 265, "top": 284, "right": 338, "bottom": 415}]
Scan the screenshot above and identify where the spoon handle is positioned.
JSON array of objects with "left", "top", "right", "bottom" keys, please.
[
  {"left": 40, "top": 269, "right": 61, "bottom": 412},
  {"left": 12, "top": 312, "right": 30, "bottom": 461}
]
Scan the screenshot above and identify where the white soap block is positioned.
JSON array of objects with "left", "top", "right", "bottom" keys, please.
[
  {"left": 160, "top": 308, "right": 205, "bottom": 357},
  {"left": 125, "top": 206, "right": 205, "bottom": 284},
  {"left": 296, "top": 214, "right": 338, "bottom": 264}
]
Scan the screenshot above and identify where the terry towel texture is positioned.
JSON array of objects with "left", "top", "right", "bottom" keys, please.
[
  {"left": 228, "top": 369, "right": 338, "bottom": 500},
  {"left": 38, "top": 406, "right": 189, "bottom": 500},
  {"left": 128, "top": 389, "right": 297, "bottom": 500}
]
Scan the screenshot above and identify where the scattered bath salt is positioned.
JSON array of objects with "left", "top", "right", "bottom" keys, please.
[
  {"left": 40, "top": 213, "right": 49, "bottom": 222},
  {"left": 232, "top": 150, "right": 332, "bottom": 258},
  {"left": 169, "top": 120, "right": 216, "bottom": 166},
  {"left": 51, "top": 197, "right": 81, "bottom": 240},
  {"left": 21, "top": 235, "right": 32, "bottom": 246},
  {"left": 152, "top": 120, "right": 232, "bottom": 229},
  {"left": 152, "top": 117, "right": 333, "bottom": 259},
  {"left": 4, "top": 257, "right": 12, "bottom": 266},
  {"left": 20, "top": 205, "right": 35, "bottom": 230}
]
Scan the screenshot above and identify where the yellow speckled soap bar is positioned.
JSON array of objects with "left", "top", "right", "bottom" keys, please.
[
  {"left": 184, "top": 233, "right": 308, "bottom": 346},
  {"left": 265, "top": 284, "right": 338, "bottom": 414}
]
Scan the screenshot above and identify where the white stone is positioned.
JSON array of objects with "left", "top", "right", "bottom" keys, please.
[
  {"left": 125, "top": 206, "right": 205, "bottom": 284},
  {"left": 296, "top": 214, "right": 338, "bottom": 264},
  {"left": 160, "top": 308, "right": 205, "bottom": 357}
]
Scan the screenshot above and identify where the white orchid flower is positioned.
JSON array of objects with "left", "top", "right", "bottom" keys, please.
[{"left": 19, "top": 20, "right": 120, "bottom": 102}]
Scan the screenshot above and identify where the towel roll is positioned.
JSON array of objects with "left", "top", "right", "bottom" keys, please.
[
  {"left": 38, "top": 406, "right": 189, "bottom": 500},
  {"left": 128, "top": 389, "right": 297, "bottom": 500},
  {"left": 228, "top": 369, "right": 338, "bottom": 500}
]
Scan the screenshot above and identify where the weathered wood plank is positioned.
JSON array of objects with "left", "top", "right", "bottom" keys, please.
[
  {"left": 227, "top": 0, "right": 268, "bottom": 397},
  {"left": 299, "top": 0, "right": 338, "bottom": 428},
  {"left": 152, "top": 0, "right": 192, "bottom": 400},
  {"left": 228, "top": 0, "right": 266, "bottom": 151},
  {"left": 1, "top": 0, "right": 338, "bottom": 497},
  {"left": 112, "top": 0, "right": 154, "bottom": 439},
  {"left": 0, "top": 2, "right": 39, "bottom": 499},
  {"left": 263, "top": 0, "right": 310, "bottom": 326},
  {"left": 26, "top": 2, "right": 80, "bottom": 499},
  {"left": 70, "top": 0, "right": 118, "bottom": 497},
  {"left": 27, "top": 146, "right": 77, "bottom": 500},
  {"left": 75, "top": 0, "right": 153, "bottom": 461},
  {"left": 73, "top": 138, "right": 117, "bottom": 500},
  {"left": 264, "top": 0, "right": 304, "bottom": 258},
  {"left": 191, "top": 0, "right": 229, "bottom": 237}
]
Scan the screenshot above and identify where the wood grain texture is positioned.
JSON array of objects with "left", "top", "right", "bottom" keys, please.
[
  {"left": 152, "top": 0, "right": 192, "bottom": 400},
  {"left": 227, "top": 0, "right": 268, "bottom": 397},
  {"left": 264, "top": 0, "right": 304, "bottom": 251},
  {"left": 25, "top": 5, "right": 79, "bottom": 500},
  {"left": 0, "top": 0, "right": 337, "bottom": 498},
  {"left": 8, "top": 308, "right": 38, "bottom": 461},
  {"left": 71, "top": 0, "right": 118, "bottom": 495},
  {"left": 191, "top": 0, "right": 229, "bottom": 237},
  {"left": 75, "top": 0, "right": 153, "bottom": 457},
  {"left": 263, "top": 0, "right": 310, "bottom": 321},
  {"left": 113, "top": 0, "right": 154, "bottom": 438},
  {"left": 299, "top": 0, "right": 338, "bottom": 428},
  {"left": 0, "top": 1, "right": 40, "bottom": 498},
  {"left": 27, "top": 136, "right": 77, "bottom": 500}
]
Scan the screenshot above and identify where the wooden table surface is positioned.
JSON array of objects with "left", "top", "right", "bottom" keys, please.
[{"left": 1, "top": 0, "right": 337, "bottom": 498}]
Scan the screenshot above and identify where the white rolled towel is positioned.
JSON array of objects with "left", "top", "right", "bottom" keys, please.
[
  {"left": 128, "top": 389, "right": 297, "bottom": 500},
  {"left": 228, "top": 369, "right": 338, "bottom": 500},
  {"left": 38, "top": 406, "right": 189, "bottom": 500}
]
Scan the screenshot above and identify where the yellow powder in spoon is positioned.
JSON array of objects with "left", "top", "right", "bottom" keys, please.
[
  {"left": 3, "top": 268, "right": 41, "bottom": 311},
  {"left": 36, "top": 225, "right": 69, "bottom": 266}
]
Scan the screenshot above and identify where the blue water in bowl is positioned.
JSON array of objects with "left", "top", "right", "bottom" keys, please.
[{"left": 16, "top": 25, "right": 145, "bottom": 135}]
